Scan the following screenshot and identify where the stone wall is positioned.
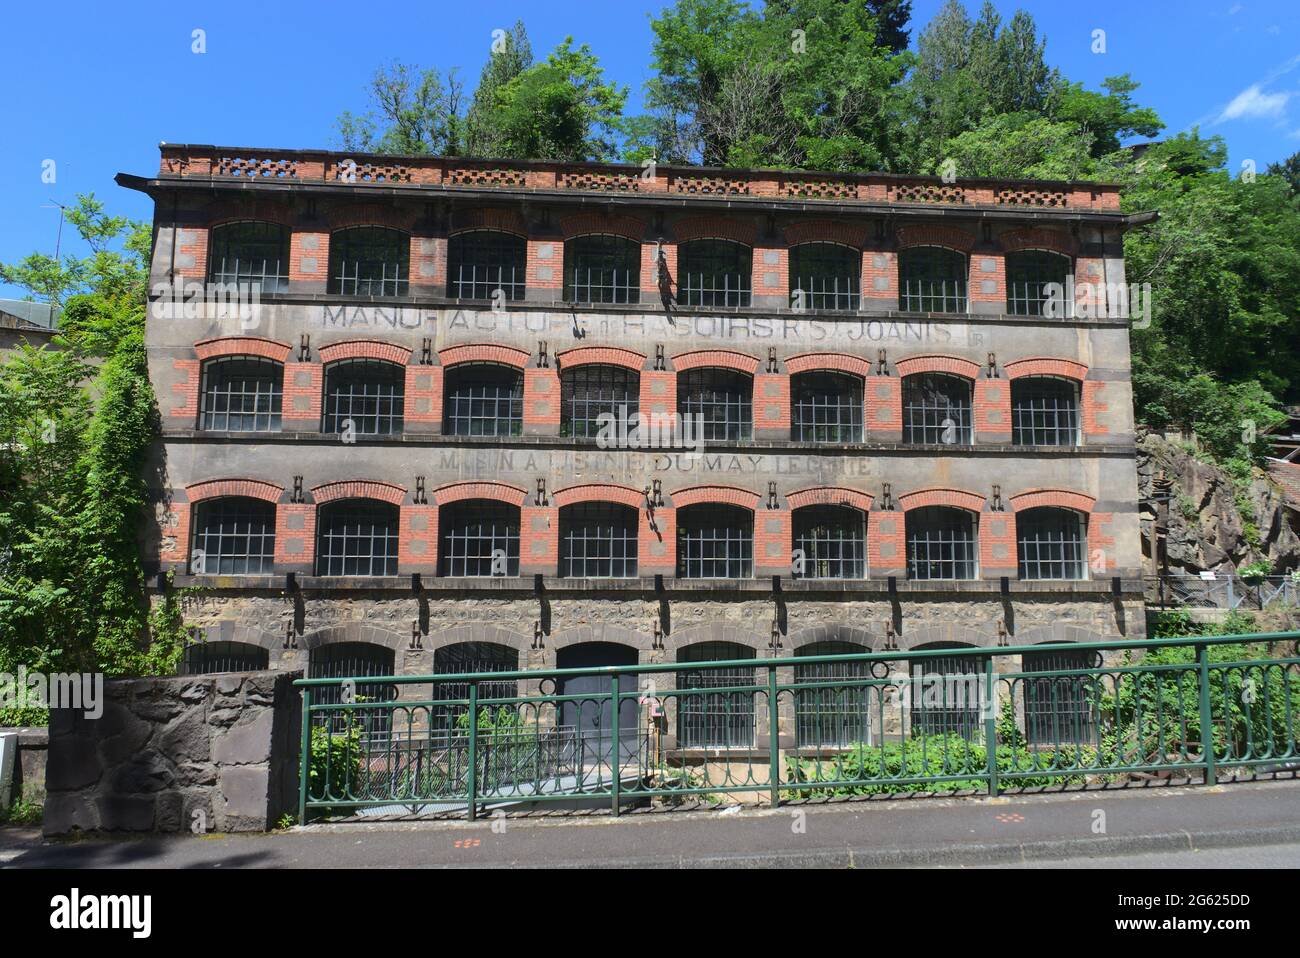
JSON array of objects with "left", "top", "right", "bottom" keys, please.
[
  {"left": 43, "top": 671, "right": 301, "bottom": 836},
  {"left": 0, "top": 727, "right": 48, "bottom": 806}
]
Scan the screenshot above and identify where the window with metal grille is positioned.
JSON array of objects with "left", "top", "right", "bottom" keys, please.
[
  {"left": 906, "top": 506, "right": 977, "bottom": 580},
  {"left": 788, "top": 242, "right": 860, "bottom": 311},
  {"left": 308, "top": 643, "right": 396, "bottom": 737},
  {"left": 207, "top": 221, "right": 290, "bottom": 292},
  {"left": 447, "top": 230, "right": 527, "bottom": 301},
  {"left": 1022, "top": 647, "right": 1100, "bottom": 745},
  {"left": 902, "top": 372, "right": 972, "bottom": 444},
  {"left": 181, "top": 641, "right": 269, "bottom": 675},
  {"left": 439, "top": 501, "right": 520, "bottom": 577},
  {"left": 431, "top": 642, "right": 519, "bottom": 737},
  {"left": 190, "top": 497, "right": 276, "bottom": 575},
  {"left": 677, "top": 368, "right": 752, "bottom": 441},
  {"left": 200, "top": 356, "right": 283, "bottom": 432},
  {"left": 315, "top": 500, "right": 399, "bottom": 577},
  {"left": 1017, "top": 507, "right": 1086, "bottom": 580},
  {"left": 791, "top": 371, "right": 863, "bottom": 442},
  {"left": 560, "top": 503, "right": 638, "bottom": 578},
  {"left": 794, "top": 640, "right": 871, "bottom": 747},
  {"left": 442, "top": 363, "right": 523, "bottom": 436},
  {"left": 793, "top": 505, "right": 866, "bottom": 580},
  {"left": 322, "top": 359, "right": 405, "bottom": 436},
  {"left": 564, "top": 234, "right": 641, "bottom": 304},
  {"left": 908, "top": 642, "right": 985, "bottom": 739},
  {"left": 677, "top": 504, "right": 753, "bottom": 579},
  {"left": 561, "top": 365, "right": 640, "bottom": 438},
  {"left": 900, "top": 246, "right": 968, "bottom": 313},
  {"left": 329, "top": 226, "right": 410, "bottom": 297},
  {"left": 677, "top": 642, "right": 756, "bottom": 748},
  {"left": 1006, "top": 250, "right": 1070, "bottom": 316},
  {"left": 677, "top": 239, "right": 752, "bottom": 307},
  {"left": 1011, "top": 377, "right": 1079, "bottom": 446}
]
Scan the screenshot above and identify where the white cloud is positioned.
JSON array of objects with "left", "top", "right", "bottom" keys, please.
[
  {"left": 1229, "top": 3, "right": 1243, "bottom": 15},
  {"left": 1216, "top": 84, "right": 1291, "bottom": 122}
]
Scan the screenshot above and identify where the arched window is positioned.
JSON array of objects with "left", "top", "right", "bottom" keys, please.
[
  {"left": 439, "top": 500, "right": 520, "bottom": 577},
  {"left": 677, "top": 503, "right": 752, "bottom": 579},
  {"left": 447, "top": 230, "right": 527, "bottom": 301},
  {"left": 200, "top": 356, "right": 283, "bottom": 432},
  {"left": 207, "top": 221, "right": 290, "bottom": 292},
  {"left": 794, "top": 640, "right": 871, "bottom": 747},
  {"left": 1011, "top": 377, "right": 1079, "bottom": 446},
  {"left": 308, "top": 642, "right": 396, "bottom": 738},
  {"left": 677, "top": 239, "right": 751, "bottom": 307},
  {"left": 181, "top": 641, "right": 270, "bottom": 675},
  {"left": 564, "top": 235, "right": 640, "bottom": 304},
  {"left": 791, "top": 371, "right": 863, "bottom": 442},
  {"left": 677, "top": 368, "right": 752, "bottom": 441},
  {"left": 900, "top": 247, "right": 967, "bottom": 313},
  {"left": 1017, "top": 507, "right": 1086, "bottom": 580},
  {"left": 190, "top": 497, "right": 276, "bottom": 574},
  {"left": 559, "top": 502, "right": 638, "bottom": 578},
  {"left": 322, "top": 359, "right": 405, "bottom": 436},
  {"left": 561, "top": 365, "right": 639, "bottom": 438},
  {"left": 907, "top": 642, "right": 985, "bottom": 739},
  {"left": 1006, "top": 250, "right": 1070, "bottom": 316},
  {"left": 1022, "top": 646, "right": 1101, "bottom": 745},
  {"left": 329, "top": 226, "right": 409, "bottom": 296},
  {"left": 793, "top": 505, "right": 865, "bottom": 580},
  {"left": 789, "top": 242, "right": 860, "bottom": 311},
  {"left": 315, "top": 500, "right": 399, "bottom": 577},
  {"left": 902, "top": 373, "right": 972, "bottom": 444},
  {"left": 906, "top": 506, "right": 977, "bottom": 581},
  {"left": 431, "top": 642, "right": 519, "bottom": 736},
  {"left": 677, "top": 642, "right": 756, "bottom": 748},
  {"left": 442, "top": 363, "right": 523, "bottom": 436}
]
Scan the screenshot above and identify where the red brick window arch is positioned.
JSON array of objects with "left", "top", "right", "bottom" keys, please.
[
  {"left": 207, "top": 221, "right": 290, "bottom": 292},
  {"left": 899, "top": 246, "right": 968, "bottom": 313},
  {"left": 328, "top": 226, "right": 410, "bottom": 297},
  {"left": 447, "top": 229, "right": 527, "bottom": 301},
  {"left": 788, "top": 242, "right": 860, "bottom": 311},
  {"left": 1006, "top": 249, "right": 1071, "bottom": 317},
  {"left": 677, "top": 238, "right": 752, "bottom": 308}
]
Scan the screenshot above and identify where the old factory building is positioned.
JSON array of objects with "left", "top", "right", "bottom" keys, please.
[{"left": 120, "top": 145, "right": 1149, "bottom": 738}]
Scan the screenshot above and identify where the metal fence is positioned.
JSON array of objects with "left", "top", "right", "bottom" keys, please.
[
  {"left": 1147, "top": 575, "right": 1300, "bottom": 610},
  {"left": 295, "top": 631, "right": 1300, "bottom": 822}
]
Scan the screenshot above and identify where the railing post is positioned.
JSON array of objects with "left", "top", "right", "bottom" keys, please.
[
  {"left": 1226, "top": 577, "right": 1237, "bottom": 610},
  {"left": 984, "top": 658, "right": 999, "bottom": 797},
  {"left": 298, "top": 688, "right": 312, "bottom": 825},
  {"left": 1197, "top": 644, "right": 1217, "bottom": 786},
  {"left": 467, "top": 682, "right": 478, "bottom": 821},
  {"left": 610, "top": 674, "right": 621, "bottom": 817},
  {"left": 768, "top": 666, "right": 780, "bottom": 808}
]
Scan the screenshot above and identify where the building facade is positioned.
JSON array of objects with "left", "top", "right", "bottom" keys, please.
[{"left": 121, "top": 146, "right": 1149, "bottom": 746}]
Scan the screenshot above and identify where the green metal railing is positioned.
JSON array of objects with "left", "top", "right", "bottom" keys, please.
[{"left": 293, "top": 631, "right": 1300, "bottom": 823}]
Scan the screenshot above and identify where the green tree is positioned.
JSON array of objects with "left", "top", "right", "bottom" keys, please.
[
  {"left": 336, "top": 62, "right": 465, "bottom": 155},
  {"left": 464, "top": 21, "right": 534, "bottom": 157}
]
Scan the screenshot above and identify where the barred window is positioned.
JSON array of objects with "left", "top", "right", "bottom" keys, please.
[
  {"left": 793, "top": 505, "right": 865, "bottom": 580},
  {"left": 200, "top": 356, "right": 283, "bottom": 432},
  {"left": 677, "top": 504, "right": 752, "bottom": 579},
  {"left": 207, "top": 221, "right": 290, "bottom": 292},
  {"left": 190, "top": 497, "right": 276, "bottom": 575},
  {"left": 447, "top": 230, "right": 526, "bottom": 301},
  {"left": 678, "top": 368, "right": 752, "bottom": 441},
  {"left": 329, "top": 226, "right": 409, "bottom": 297},
  {"left": 794, "top": 640, "right": 871, "bottom": 747},
  {"left": 439, "top": 501, "right": 520, "bottom": 578},
  {"left": 315, "top": 500, "right": 399, "bottom": 577},
  {"left": 322, "top": 359, "right": 405, "bottom": 436},
  {"left": 181, "top": 641, "right": 269, "bottom": 675},
  {"left": 908, "top": 642, "right": 985, "bottom": 739},
  {"left": 678, "top": 239, "right": 752, "bottom": 307},
  {"left": 1017, "top": 507, "right": 1086, "bottom": 581},
  {"left": 561, "top": 365, "right": 640, "bottom": 438},
  {"left": 789, "top": 242, "right": 860, "bottom": 311},
  {"left": 1023, "top": 647, "right": 1100, "bottom": 745},
  {"left": 308, "top": 642, "right": 396, "bottom": 737},
  {"left": 677, "top": 642, "right": 756, "bottom": 748},
  {"left": 792, "top": 371, "right": 863, "bottom": 442},
  {"left": 431, "top": 642, "right": 518, "bottom": 737},
  {"left": 902, "top": 373, "right": 972, "bottom": 444},
  {"left": 900, "top": 246, "right": 967, "bottom": 313},
  {"left": 442, "top": 363, "right": 523, "bottom": 437},
  {"left": 564, "top": 234, "right": 640, "bottom": 304},
  {"left": 1012, "top": 377, "right": 1079, "bottom": 446},
  {"left": 1006, "top": 250, "right": 1070, "bottom": 316},
  {"left": 560, "top": 502, "right": 638, "bottom": 579},
  {"left": 906, "top": 506, "right": 977, "bottom": 581}
]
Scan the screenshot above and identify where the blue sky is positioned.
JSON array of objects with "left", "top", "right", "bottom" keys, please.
[{"left": 2, "top": 0, "right": 1297, "bottom": 299}]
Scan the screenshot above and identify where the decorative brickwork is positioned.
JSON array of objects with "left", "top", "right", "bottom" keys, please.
[
  {"left": 1008, "top": 489, "right": 1097, "bottom": 514},
  {"left": 216, "top": 156, "right": 298, "bottom": 178},
  {"left": 998, "top": 227, "right": 1078, "bottom": 257},
  {"left": 1082, "top": 380, "right": 1112, "bottom": 436},
  {"left": 275, "top": 502, "right": 315, "bottom": 569},
  {"left": 671, "top": 174, "right": 750, "bottom": 196},
  {"left": 671, "top": 349, "right": 761, "bottom": 374},
  {"left": 282, "top": 362, "right": 322, "bottom": 429},
  {"left": 893, "top": 355, "right": 982, "bottom": 380},
  {"left": 559, "top": 212, "right": 646, "bottom": 241},
  {"left": 333, "top": 160, "right": 411, "bottom": 183},
  {"left": 672, "top": 215, "right": 759, "bottom": 246},
  {"left": 559, "top": 170, "right": 641, "bottom": 192},
  {"left": 865, "top": 375, "right": 902, "bottom": 442},
  {"left": 784, "top": 353, "right": 873, "bottom": 378},
  {"left": 445, "top": 166, "right": 528, "bottom": 187},
  {"left": 555, "top": 346, "right": 645, "bottom": 371},
  {"left": 186, "top": 479, "right": 284, "bottom": 504},
  {"left": 639, "top": 369, "right": 677, "bottom": 421},
  {"left": 553, "top": 483, "right": 645, "bottom": 509},
  {"left": 669, "top": 485, "right": 762, "bottom": 510},
  {"left": 317, "top": 340, "right": 413, "bottom": 366},
  {"left": 174, "top": 227, "right": 208, "bottom": 279},
  {"left": 979, "top": 511, "right": 1017, "bottom": 576},
  {"left": 524, "top": 367, "right": 561, "bottom": 430},
  {"left": 169, "top": 359, "right": 201, "bottom": 423},
  {"left": 783, "top": 221, "right": 870, "bottom": 249},
  {"left": 404, "top": 365, "right": 442, "bottom": 428},
  {"left": 995, "top": 187, "right": 1069, "bottom": 207},
  {"left": 753, "top": 372, "right": 791, "bottom": 436},
  {"left": 438, "top": 343, "right": 530, "bottom": 369},
  {"left": 786, "top": 487, "right": 873, "bottom": 512},
  {"left": 195, "top": 337, "right": 293, "bottom": 363},
  {"left": 1003, "top": 358, "right": 1089, "bottom": 381},
  {"left": 897, "top": 488, "right": 987, "bottom": 513},
  {"left": 866, "top": 511, "right": 905, "bottom": 576},
  {"left": 781, "top": 176, "right": 858, "bottom": 200},
  {"left": 973, "top": 378, "right": 1011, "bottom": 443},
  {"left": 311, "top": 480, "right": 406, "bottom": 506},
  {"left": 449, "top": 208, "right": 529, "bottom": 236},
  {"left": 894, "top": 225, "right": 977, "bottom": 253},
  {"left": 890, "top": 183, "right": 966, "bottom": 204}
]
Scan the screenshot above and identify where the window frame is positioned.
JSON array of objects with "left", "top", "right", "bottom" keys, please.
[
  {"left": 328, "top": 226, "right": 410, "bottom": 297},
  {"left": 438, "top": 500, "right": 521, "bottom": 578},
  {"left": 677, "top": 239, "right": 752, "bottom": 308},
  {"left": 1011, "top": 376, "right": 1080, "bottom": 446},
  {"left": 1017, "top": 507, "right": 1087, "bottom": 581},
  {"left": 907, "top": 642, "right": 986, "bottom": 739},
  {"left": 788, "top": 242, "right": 861, "bottom": 311},
  {"left": 207, "top": 221, "right": 290, "bottom": 293},
  {"left": 906, "top": 505, "right": 978, "bottom": 581},
  {"left": 791, "top": 370, "right": 864, "bottom": 443},
  {"left": 899, "top": 246, "right": 968, "bottom": 313},
  {"left": 676, "top": 641, "right": 757, "bottom": 748},
  {"left": 199, "top": 355, "right": 284, "bottom": 433},
  {"left": 792, "top": 505, "right": 866, "bottom": 580},
  {"left": 793, "top": 640, "right": 872, "bottom": 747},
  {"left": 676, "top": 503, "right": 753, "bottom": 579},
  {"left": 190, "top": 496, "right": 277, "bottom": 575},
  {"left": 560, "top": 364, "right": 640, "bottom": 439},
  {"left": 1006, "top": 249, "right": 1071, "bottom": 317},
  {"left": 902, "top": 372, "right": 973, "bottom": 445},
  {"left": 442, "top": 362, "right": 524, "bottom": 437},
  {"left": 559, "top": 502, "right": 639, "bottom": 579},
  {"left": 677, "top": 367, "right": 753, "bottom": 442},
  {"left": 446, "top": 229, "right": 527, "bottom": 301},
  {"left": 564, "top": 234, "right": 641, "bottom": 305},
  {"left": 315, "top": 499, "right": 400, "bottom": 577},
  {"left": 322, "top": 358, "right": 406, "bottom": 437}
]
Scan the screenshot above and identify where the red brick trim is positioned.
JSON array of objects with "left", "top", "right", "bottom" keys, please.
[
  {"left": 311, "top": 480, "right": 406, "bottom": 506},
  {"left": 556, "top": 346, "right": 646, "bottom": 371},
  {"left": 448, "top": 208, "right": 528, "bottom": 237},
  {"left": 1008, "top": 489, "right": 1097, "bottom": 514},
  {"left": 1002, "top": 357, "right": 1088, "bottom": 382},
  {"left": 553, "top": 483, "right": 644, "bottom": 509},
  {"left": 895, "top": 225, "right": 976, "bottom": 253},
  {"left": 785, "top": 352, "right": 873, "bottom": 378},
  {"left": 559, "top": 212, "right": 646, "bottom": 242},
  {"left": 673, "top": 216, "right": 758, "bottom": 246},
  {"left": 438, "top": 343, "right": 531, "bottom": 369},
  {"left": 786, "top": 487, "right": 874, "bottom": 512},
  {"left": 783, "top": 221, "right": 869, "bottom": 249},
  {"left": 195, "top": 336, "right": 292, "bottom": 363},
  {"left": 998, "top": 227, "right": 1078, "bottom": 258},
  {"left": 327, "top": 203, "right": 417, "bottom": 232},
  {"left": 185, "top": 479, "right": 283, "bottom": 504},
  {"left": 670, "top": 485, "right": 761, "bottom": 510},
  {"left": 317, "top": 340, "right": 413, "bottom": 366},
  {"left": 671, "top": 349, "right": 761, "bottom": 375},
  {"left": 203, "top": 198, "right": 294, "bottom": 228},
  {"left": 898, "top": 488, "right": 986, "bottom": 513},
  {"left": 894, "top": 355, "right": 982, "bottom": 380},
  {"left": 432, "top": 481, "right": 528, "bottom": 508}
]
